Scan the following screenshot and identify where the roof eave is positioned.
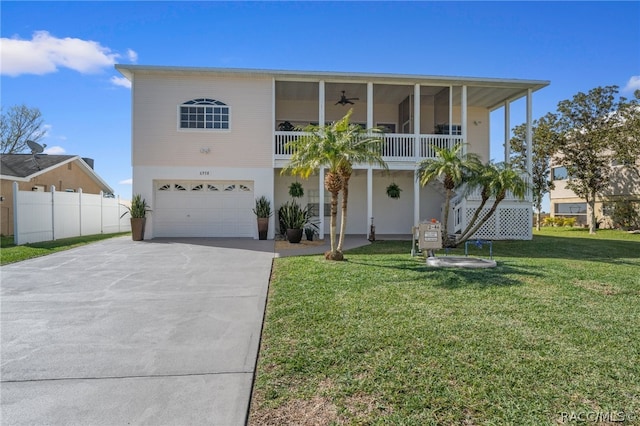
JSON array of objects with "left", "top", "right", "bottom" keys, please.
[{"left": 115, "top": 64, "right": 550, "bottom": 90}]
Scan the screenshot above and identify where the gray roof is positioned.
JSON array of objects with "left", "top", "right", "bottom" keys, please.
[
  {"left": 0, "top": 154, "right": 113, "bottom": 193},
  {"left": 1, "top": 154, "right": 77, "bottom": 178}
]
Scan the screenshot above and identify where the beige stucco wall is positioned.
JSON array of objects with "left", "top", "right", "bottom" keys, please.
[
  {"left": 132, "top": 73, "right": 273, "bottom": 168},
  {"left": 550, "top": 164, "right": 640, "bottom": 228},
  {"left": 0, "top": 160, "right": 105, "bottom": 235},
  {"left": 274, "top": 169, "right": 445, "bottom": 236}
]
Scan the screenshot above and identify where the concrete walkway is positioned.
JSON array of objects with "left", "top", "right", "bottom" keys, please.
[{"left": 1, "top": 236, "right": 275, "bottom": 426}]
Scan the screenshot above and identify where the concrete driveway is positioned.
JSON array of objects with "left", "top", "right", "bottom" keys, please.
[{"left": 1, "top": 236, "right": 275, "bottom": 426}]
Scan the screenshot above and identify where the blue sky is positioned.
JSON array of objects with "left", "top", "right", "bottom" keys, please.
[{"left": 2, "top": 1, "right": 639, "bottom": 211}]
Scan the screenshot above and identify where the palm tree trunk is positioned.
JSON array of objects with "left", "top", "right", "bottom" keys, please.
[
  {"left": 442, "top": 188, "right": 452, "bottom": 247},
  {"left": 329, "top": 191, "right": 339, "bottom": 253},
  {"left": 337, "top": 174, "right": 351, "bottom": 252},
  {"left": 458, "top": 194, "right": 505, "bottom": 245},
  {"left": 458, "top": 190, "right": 489, "bottom": 241},
  {"left": 324, "top": 171, "right": 343, "bottom": 259}
]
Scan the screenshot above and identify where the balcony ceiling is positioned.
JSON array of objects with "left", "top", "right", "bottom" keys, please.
[{"left": 276, "top": 81, "right": 536, "bottom": 110}]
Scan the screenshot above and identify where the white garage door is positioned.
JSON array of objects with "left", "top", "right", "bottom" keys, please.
[{"left": 154, "top": 180, "right": 255, "bottom": 237}]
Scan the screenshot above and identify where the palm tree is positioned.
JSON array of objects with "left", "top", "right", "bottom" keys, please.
[
  {"left": 457, "top": 162, "right": 529, "bottom": 245},
  {"left": 416, "top": 144, "right": 482, "bottom": 246},
  {"left": 334, "top": 115, "right": 387, "bottom": 253},
  {"left": 281, "top": 109, "right": 387, "bottom": 260}
]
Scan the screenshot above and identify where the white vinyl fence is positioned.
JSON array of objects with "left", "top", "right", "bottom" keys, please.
[{"left": 13, "top": 182, "right": 131, "bottom": 245}]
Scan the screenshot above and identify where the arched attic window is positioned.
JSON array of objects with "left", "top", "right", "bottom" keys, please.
[{"left": 179, "top": 98, "right": 230, "bottom": 130}]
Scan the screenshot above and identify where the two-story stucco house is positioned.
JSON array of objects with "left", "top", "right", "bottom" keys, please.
[
  {"left": 549, "top": 158, "right": 640, "bottom": 228},
  {"left": 115, "top": 65, "right": 548, "bottom": 240}
]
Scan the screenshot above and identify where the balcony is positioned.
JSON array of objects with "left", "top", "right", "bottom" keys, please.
[{"left": 274, "top": 132, "right": 464, "bottom": 165}]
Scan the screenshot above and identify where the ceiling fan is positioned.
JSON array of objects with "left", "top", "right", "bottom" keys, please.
[{"left": 335, "top": 91, "right": 359, "bottom": 106}]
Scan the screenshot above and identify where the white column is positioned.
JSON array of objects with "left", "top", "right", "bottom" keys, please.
[
  {"left": 272, "top": 78, "right": 276, "bottom": 167},
  {"left": 504, "top": 100, "right": 511, "bottom": 163},
  {"left": 461, "top": 85, "right": 467, "bottom": 153},
  {"left": 367, "top": 168, "right": 373, "bottom": 235},
  {"left": 367, "top": 82, "right": 373, "bottom": 129},
  {"left": 414, "top": 84, "right": 421, "bottom": 160},
  {"left": 319, "top": 80, "right": 325, "bottom": 127},
  {"left": 449, "top": 86, "right": 453, "bottom": 135},
  {"left": 319, "top": 167, "right": 325, "bottom": 239},
  {"left": 414, "top": 169, "right": 420, "bottom": 225},
  {"left": 526, "top": 89, "right": 533, "bottom": 199}
]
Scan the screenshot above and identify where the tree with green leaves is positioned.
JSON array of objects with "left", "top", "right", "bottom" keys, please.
[
  {"left": 554, "top": 86, "right": 624, "bottom": 234},
  {"left": 417, "top": 143, "right": 482, "bottom": 246},
  {"left": 1, "top": 105, "right": 45, "bottom": 154},
  {"left": 281, "top": 109, "right": 387, "bottom": 260},
  {"left": 510, "top": 112, "right": 560, "bottom": 230},
  {"left": 613, "top": 89, "right": 640, "bottom": 178}
]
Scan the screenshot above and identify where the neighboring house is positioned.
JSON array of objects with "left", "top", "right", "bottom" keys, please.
[
  {"left": 549, "top": 158, "right": 640, "bottom": 228},
  {"left": 115, "top": 65, "right": 548, "bottom": 240},
  {"left": 0, "top": 154, "right": 114, "bottom": 235}
]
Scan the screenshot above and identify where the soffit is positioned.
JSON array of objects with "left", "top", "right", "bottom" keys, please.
[{"left": 116, "top": 65, "right": 549, "bottom": 109}]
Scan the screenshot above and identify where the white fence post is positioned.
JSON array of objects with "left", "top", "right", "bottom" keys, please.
[
  {"left": 12, "top": 181, "right": 19, "bottom": 245},
  {"left": 78, "top": 188, "right": 83, "bottom": 236},
  {"left": 51, "top": 185, "right": 56, "bottom": 241},
  {"left": 100, "top": 191, "right": 104, "bottom": 234}
]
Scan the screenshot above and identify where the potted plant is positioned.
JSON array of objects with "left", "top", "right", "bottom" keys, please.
[
  {"left": 278, "top": 200, "right": 313, "bottom": 243},
  {"left": 252, "top": 196, "right": 273, "bottom": 240},
  {"left": 386, "top": 182, "right": 402, "bottom": 199},
  {"left": 278, "top": 121, "right": 296, "bottom": 131},
  {"left": 304, "top": 224, "right": 318, "bottom": 241},
  {"left": 121, "top": 194, "right": 151, "bottom": 241},
  {"left": 288, "top": 181, "right": 304, "bottom": 198}
]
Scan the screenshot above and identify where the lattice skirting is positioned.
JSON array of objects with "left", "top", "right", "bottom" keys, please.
[{"left": 463, "top": 205, "right": 532, "bottom": 240}]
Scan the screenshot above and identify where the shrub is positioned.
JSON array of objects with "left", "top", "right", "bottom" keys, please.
[{"left": 609, "top": 199, "right": 640, "bottom": 231}]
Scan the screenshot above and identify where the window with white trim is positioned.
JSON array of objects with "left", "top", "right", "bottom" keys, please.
[{"left": 179, "top": 98, "right": 230, "bottom": 130}]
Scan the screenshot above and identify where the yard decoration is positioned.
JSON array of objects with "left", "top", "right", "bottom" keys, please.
[
  {"left": 121, "top": 194, "right": 151, "bottom": 241},
  {"left": 252, "top": 196, "right": 273, "bottom": 240}
]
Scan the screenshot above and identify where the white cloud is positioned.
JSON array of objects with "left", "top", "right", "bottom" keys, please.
[
  {"left": 127, "top": 49, "right": 138, "bottom": 63},
  {"left": 43, "top": 145, "right": 66, "bottom": 155},
  {"left": 1, "top": 31, "right": 128, "bottom": 77},
  {"left": 119, "top": 178, "right": 133, "bottom": 185},
  {"left": 110, "top": 76, "right": 131, "bottom": 88},
  {"left": 623, "top": 75, "right": 640, "bottom": 93}
]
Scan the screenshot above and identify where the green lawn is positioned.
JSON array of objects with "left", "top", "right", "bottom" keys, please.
[
  {"left": 0, "top": 233, "right": 130, "bottom": 265},
  {"left": 250, "top": 228, "right": 640, "bottom": 425}
]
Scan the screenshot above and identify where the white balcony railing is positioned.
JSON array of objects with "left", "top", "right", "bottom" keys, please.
[
  {"left": 274, "top": 132, "right": 463, "bottom": 162},
  {"left": 420, "top": 135, "right": 464, "bottom": 158}
]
